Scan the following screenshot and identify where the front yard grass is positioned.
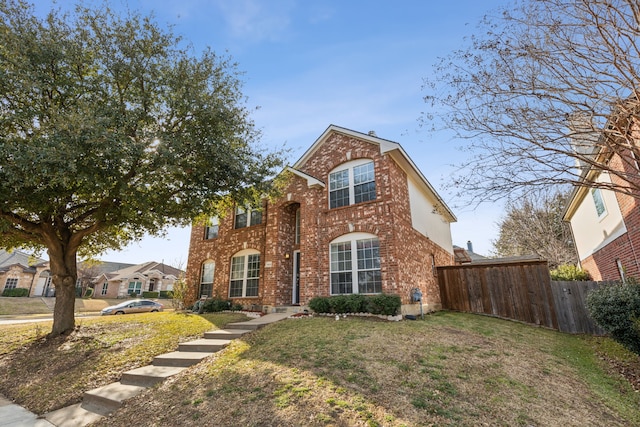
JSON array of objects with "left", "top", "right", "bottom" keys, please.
[
  {"left": 1, "top": 311, "right": 639, "bottom": 426},
  {"left": 0, "top": 311, "right": 248, "bottom": 413}
]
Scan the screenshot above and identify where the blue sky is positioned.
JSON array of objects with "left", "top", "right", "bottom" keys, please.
[{"left": 33, "top": 0, "right": 509, "bottom": 265}]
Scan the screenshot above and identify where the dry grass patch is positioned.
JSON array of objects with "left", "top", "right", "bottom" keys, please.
[
  {"left": 0, "top": 311, "right": 248, "bottom": 413},
  {"left": 0, "top": 297, "right": 51, "bottom": 315},
  {"left": 95, "top": 312, "right": 640, "bottom": 427}
]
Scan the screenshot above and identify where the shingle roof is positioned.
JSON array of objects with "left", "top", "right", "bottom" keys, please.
[{"left": 0, "top": 249, "right": 47, "bottom": 272}]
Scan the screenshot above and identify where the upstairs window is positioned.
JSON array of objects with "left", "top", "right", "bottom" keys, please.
[
  {"left": 591, "top": 188, "right": 607, "bottom": 218},
  {"left": 204, "top": 217, "right": 219, "bottom": 239},
  {"left": 329, "top": 160, "right": 376, "bottom": 209},
  {"left": 235, "top": 207, "right": 262, "bottom": 229}
]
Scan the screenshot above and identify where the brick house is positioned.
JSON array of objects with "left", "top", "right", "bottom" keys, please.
[
  {"left": 563, "top": 117, "right": 640, "bottom": 281},
  {"left": 186, "top": 125, "right": 457, "bottom": 314},
  {"left": 0, "top": 249, "right": 52, "bottom": 296},
  {"left": 92, "top": 261, "right": 183, "bottom": 299}
]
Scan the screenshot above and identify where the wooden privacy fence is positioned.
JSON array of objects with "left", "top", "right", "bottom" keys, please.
[{"left": 437, "top": 260, "right": 607, "bottom": 335}]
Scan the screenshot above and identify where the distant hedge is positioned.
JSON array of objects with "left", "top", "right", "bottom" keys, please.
[
  {"left": 159, "top": 290, "right": 173, "bottom": 299},
  {"left": 308, "top": 294, "right": 401, "bottom": 316},
  {"left": 2, "top": 288, "right": 29, "bottom": 297},
  {"left": 142, "top": 291, "right": 159, "bottom": 299}
]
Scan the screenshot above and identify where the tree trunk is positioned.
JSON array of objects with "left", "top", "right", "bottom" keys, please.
[{"left": 47, "top": 243, "right": 79, "bottom": 337}]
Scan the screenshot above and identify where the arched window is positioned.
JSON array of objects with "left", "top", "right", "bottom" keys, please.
[
  {"left": 229, "top": 249, "right": 260, "bottom": 297},
  {"left": 328, "top": 159, "right": 376, "bottom": 209},
  {"left": 200, "top": 261, "right": 215, "bottom": 298},
  {"left": 330, "top": 232, "right": 381, "bottom": 295}
]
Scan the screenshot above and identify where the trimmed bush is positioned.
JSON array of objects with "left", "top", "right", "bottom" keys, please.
[
  {"left": 201, "top": 297, "right": 232, "bottom": 313},
  {"left": 142, "top": 291, "right": 159, "bottom": 299},
  {"left": 367, "top": 294, "right": 401, "bottom": 316},
  {"left": 308, "top": 294, "right": 401, "bottom": 316},
  {"left": 308, "top": 296, "right": 331, "bottom": 313},
  {"left": 159, "top": 290, "right": 173, "bottom": 299},
  {"left": 2, "top": 288, "right": 29, "bottom": 297},
  {"left": 586, "top": 279, "right": 640, "bottom": 355},
  {"left": 550, "top": 264, "right": 591, "bottom": 281}
]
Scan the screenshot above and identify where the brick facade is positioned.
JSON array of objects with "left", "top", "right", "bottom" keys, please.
[
  {"left": 186, "top": 126, "right": 455, "bottom": 313},
  {"left": 578, "top": 146, "right": 640, "bottom": 281}
]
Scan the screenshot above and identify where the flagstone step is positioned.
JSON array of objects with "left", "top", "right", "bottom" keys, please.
[
  {"left": 203, "top": 329, "right": 252, "bottom": 339},
  {"left": 83, "top": 382, "right": 146, "bottom": 414},
  {"left": 120, "top": 365, "right": 186, "bottom": 387},
  {"left": 153, "top": 351, "right": 213, "bottom": 367}
]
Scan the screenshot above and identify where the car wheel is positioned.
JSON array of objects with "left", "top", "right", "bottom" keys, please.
[
  {"left": 115, "top": 311, "right": 124, "bottom": 315},
  {"left": 151, "top": 309, "right": 158, "bottom": 312}
]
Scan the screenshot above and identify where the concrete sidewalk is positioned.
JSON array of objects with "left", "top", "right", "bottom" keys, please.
[
  {"left": 0, "top": 395, "right": 54, "bottom": 427},
  {"left": 2, "top": 312, "right": 291, "bottom": 427}
]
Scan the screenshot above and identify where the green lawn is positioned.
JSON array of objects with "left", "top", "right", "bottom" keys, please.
[{"left": 0, "top": 311, "right": 638, "bottom": 426}]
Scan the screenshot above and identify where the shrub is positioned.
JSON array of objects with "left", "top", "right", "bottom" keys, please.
[
  {"left": 367, "top": 294, "right": 401, "bottom": 316},
  {"left": 142, "top": 291, "right": 159, "bottom": 299},
  {"left": 201, "top": 297, "right": 232, "bottom": 313},
  {"left": 2, "top": 288, "right": 29, "bottom": 297},
  {"left": 159, "top": 290, "right": 173, "bottom": 299},
  {"left": 550, "top": 264, "right": 591, "bottom": 281},
  {"left": 308, "top": 294, "right": 401, "bottom": 316},
  {"left": 586, "top": 279, "right": 640, "bottom": 355},
  {"left": 308, "top": 296, "right": 331, "bottom": 313}
]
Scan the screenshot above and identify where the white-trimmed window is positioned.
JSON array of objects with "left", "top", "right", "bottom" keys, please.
[
  {"left": 229, "top": 249, "right": 260, "bottom": 297},
  {"left": 5, "top": 278, "right": 18, "bottom": 290},
  {"left": 205, "top": 217, "right": 219, "bottom": 239},
  {"left": 330, "top": 233, "right": 381, "bottom": 295},
  {"left": 235, "top": 207, "right": 262, "bottom": 229},
  {"left": 591, "top": 188, "right": 607, "bottom": 218},
  {"left": 329, "top": 160, "right": 376, "bottom": 209},
  {"left": 128, "top": 280, "right": 142, "bottom": 295},
  {"left": 101, "top": 282, "right": 108, "bottom": 296},
  {"left": 200, "top": 261, "right": 215, "bottom": 298}
]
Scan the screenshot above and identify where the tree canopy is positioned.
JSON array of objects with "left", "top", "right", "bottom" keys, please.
[
  {"left": 424, "top": 0, "right": 640, "bottom": 203},
  {"left": 0, "top": 0, "right": 283, "bottom": 336},
  {"left": 492, "top": 190, "right": 577, "bottom": 269}
]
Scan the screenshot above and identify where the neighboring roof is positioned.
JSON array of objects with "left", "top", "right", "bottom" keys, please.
[
  {"left": 292, "top": 125, "right": 457, "bottom": 222},
  {"left": 0, "top": 249, "right": 47, "bottom": 272},
  {"left": 453, "top": 245, "right": 489, "bottom": 263},
  {"left": 101, "top": 261, "right": 184, "bottom": 281}
]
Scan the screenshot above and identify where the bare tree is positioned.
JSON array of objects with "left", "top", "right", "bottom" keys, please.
[
  {"left": 492, "top": 190, "right": 578, "bottom": 268},
  {"left": 423, "top": 0, "right": 640, "bottom": 203},
  {"left": 76, "top": 260, "right": 104, "bottom": 297}
]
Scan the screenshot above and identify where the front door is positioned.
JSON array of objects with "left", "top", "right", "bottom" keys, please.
[{"left": 292, "top": 251, "right": 300, "bottom": 305}]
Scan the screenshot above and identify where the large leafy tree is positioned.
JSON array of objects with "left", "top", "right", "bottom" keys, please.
[
  {"left": 0, "top": 1, "right": 282, "bottom": 336},
  {"left": 424, "top": 0, "right": 640, "bottom": 203},
  {"left": 492, "top": 190, "right": 578, "bottom": 268}
]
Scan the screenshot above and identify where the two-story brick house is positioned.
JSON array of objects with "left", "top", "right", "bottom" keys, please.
[
  {"left": 564, "top": 139, "right": 640, "bottom": 281},
  {"left": 186, "top": 125, "right": 456, "bottom": 314}
]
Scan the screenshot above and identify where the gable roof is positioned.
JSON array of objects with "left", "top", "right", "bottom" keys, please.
[
  {"left": 0, "top": 249, "right": 47, "bottom": 272},
  {"left": 293, "top": 125, "right": 456, "bottom": 222},
  {"left": 101, "top": 261, "right": 184, "bottom": 282}
]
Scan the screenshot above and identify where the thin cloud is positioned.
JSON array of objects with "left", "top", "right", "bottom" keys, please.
[{"left": 213, "top": 0, "right": 296, "bottom": 43}]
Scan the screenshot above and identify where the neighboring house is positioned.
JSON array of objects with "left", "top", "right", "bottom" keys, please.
[
  {"left": 186, "top": 125, "right": 457, "bottom": 314},
  {"left": 0, "top": 249, "right": 52, "bottom": 296},
  {"left": 92, "top": 261, "right": 183, "bottom": 298},
  {"left": 453, "top": 241, "right": 489, "bottom": 264},
  {"left": 563, "top": 114, "right": 640, "bottom": 281}
]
